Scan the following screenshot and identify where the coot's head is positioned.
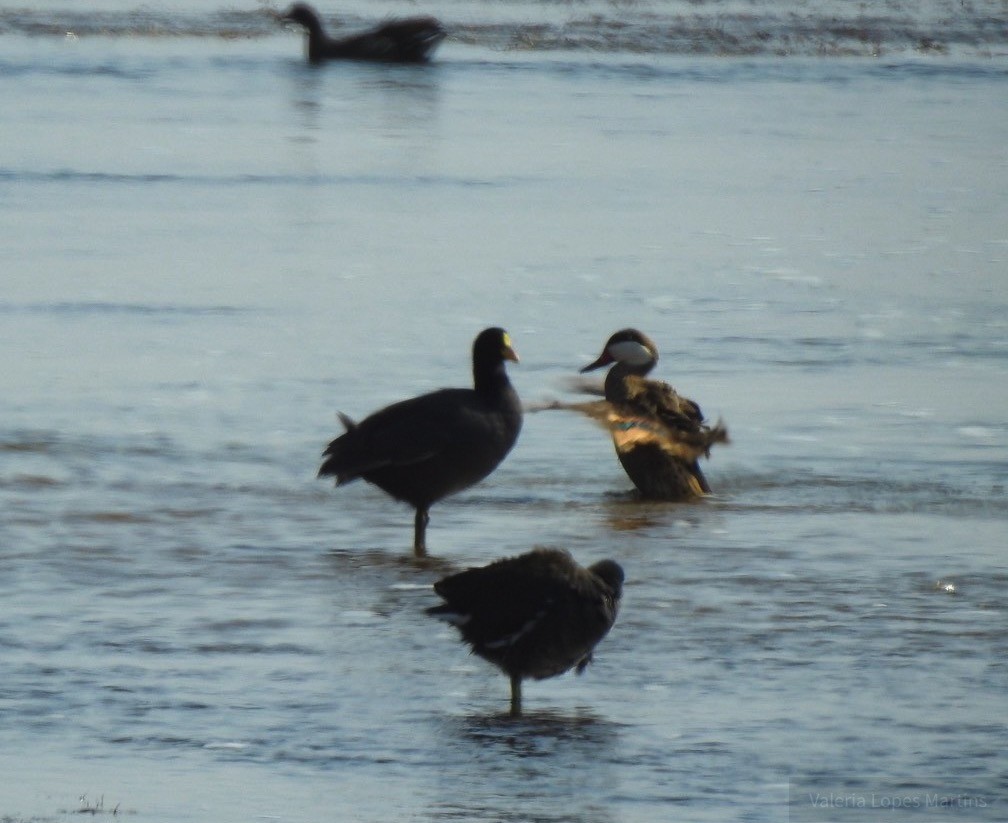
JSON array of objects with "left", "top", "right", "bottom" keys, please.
[{"left": 473, "top": 327, "right": 520, "bottom": 368}]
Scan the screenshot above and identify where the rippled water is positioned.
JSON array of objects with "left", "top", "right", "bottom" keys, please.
[
  {"left": 2, "top": 0, "right": 1007, "bottom": 57},
  {"left": 1, "top": 2, "right": 1007, "bottom": 821}
]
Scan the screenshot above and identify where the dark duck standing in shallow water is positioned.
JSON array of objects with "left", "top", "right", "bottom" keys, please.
[
  {"left": 280, "top": 3, "right": 446, "bottom": 64},
  {"left": 578, "top": 329, "right": 728, "bottom": 501},
  {"left": 427, "top": 548, "right": 624, "bottom": 716},
  {"left": 318, "top": 328, "right": 522, "bottom": 557}
]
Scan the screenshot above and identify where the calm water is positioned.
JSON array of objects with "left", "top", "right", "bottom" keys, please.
[{"left": 2, "top": 1, "right": 1007, "bottom": 821}]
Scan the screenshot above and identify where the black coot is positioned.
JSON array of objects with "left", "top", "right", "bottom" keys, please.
[
  {"left": 427, "top": 548, "right": 624, "bottom": 716},
  {"left": 280, "top": 3, "right": 446, "bottom": 64},
  {"left": 319, "top": 328, "right": 522, "bottom": 556}
]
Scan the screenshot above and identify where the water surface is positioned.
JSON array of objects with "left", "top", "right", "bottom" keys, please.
[{"left": 1, "top": 2, "right": 1007, "bottom": 821}]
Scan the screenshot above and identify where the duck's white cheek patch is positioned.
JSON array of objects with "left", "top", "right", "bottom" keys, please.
[{"left": 608, "top": 340, "right": 653, "bottom": 367}]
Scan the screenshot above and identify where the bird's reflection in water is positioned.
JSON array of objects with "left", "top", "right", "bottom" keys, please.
[
  {"left": 428, "top": 710, "right": 622, "bottom": 823},
  {"left": 286, "top": 68, "right": 323, "bottom": 148},
  {"left": 284, "top": 60, "right": 443, "bottom": 132},
  {"left": 459, "top": 706, "right": 619, "bottom": 748},
  {"left": 598, "top": 495, "right": 712, "bottom": 534}
]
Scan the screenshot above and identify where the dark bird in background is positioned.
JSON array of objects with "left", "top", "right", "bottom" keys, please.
[
  {"left": 574, "top": 328, "right": 728, "bottom": 500},
  {"left": 427, "top": 548, "right": 624, "bottom": 716},
  {"left": 318, "top": 328, "right": 522, "bottom": 557},
  {"left": 280, "top": 3, "right": 446, "bottom": 64}
]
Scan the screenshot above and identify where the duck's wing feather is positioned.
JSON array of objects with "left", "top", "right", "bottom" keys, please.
[
  {"left": 621, "top": 375, "right": 705, "bottom": 431},
  {"left": 608, "top": 410, "right": 729, "bottom": 462},
  {"left": 528, "top": 396, "right": 727, "bottom": 460},
  {"left": 524, "top": 398, "right": 613, "bottom": 429}
]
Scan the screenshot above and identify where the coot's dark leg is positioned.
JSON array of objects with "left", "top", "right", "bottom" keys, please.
[
  {"left": 413, "top": 507, "right": 430, "bottom": 557},
  {"left": 509, "top": 674, "right": 522, "bottom": 717}
]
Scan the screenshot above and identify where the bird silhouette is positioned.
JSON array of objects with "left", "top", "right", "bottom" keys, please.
[
  {"left": 318, "top": 328, "right": 522, "bottom": 556},
  {"left": 428, "top": 547, "right": 624, "bottom": 716},
  {"left": 281, "top": 3, "right": 446, "bottom": 64}
]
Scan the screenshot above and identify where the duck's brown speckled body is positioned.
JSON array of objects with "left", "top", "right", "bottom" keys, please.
[{"left": 579, "top": 329, "right": 728, "bottom": 500}]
